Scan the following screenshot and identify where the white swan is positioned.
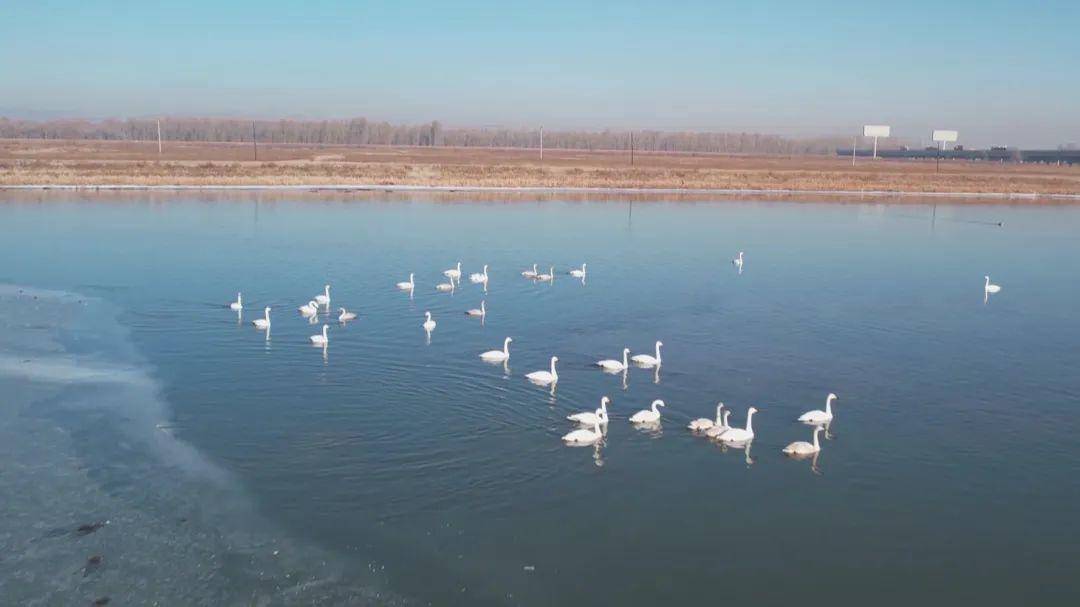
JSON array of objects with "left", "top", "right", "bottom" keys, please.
[
  {"left": 536, "top": 266, "right": 555, "bottom": 282},
  {"left": 422, "top": 311, "right": 436, "bottom": 331},
  {"left": 228, "top": 292, "right": 243, "bottom": 311},
  {"left": 562, "top": 419, "right": 603, "bottom": 445},
  {"left": 525, "top": 356, "right": 559, "bottom": 385},
  {"left": 689, "top": 402, "right": 723, "bottom": 431},
  {"left": 396, "top": 273, "right": 415, "bottom": 291},
  {"left": 783, "top": 426, "right": 823, "bottom": 456},
  {"left": 568, "top": 396, "right": 610, "bottom": 426},
  {"left": 733, "top": 251, "right": 744, "bottom": 270},
  {"left": 719, "top": 407, "right": 758, "bottom": 444},
  {"left": 596, "top": 348, "right": 629, "bottom": 372},
  {"left": 310, "top": 324, "right": 329, "bottom": 345},
  {"left": 314, "top": 285, "right": 330, "bottom": 307},
  {"left": 568, "top": 263, "right": 587, "bottom": 278},
  {"left": 252, "top": 306, "right": 271, "bottom": 329},
  {"left": 443, "top": 261, "right": 462, "bottom": 282},
  {"left": 338, "top": 307, "right": 357, "bottom": 322},
  {"left": 984, "top": 275, "right": 1002, "bottom": 294},
  {"left": 480, "top": 337, "right": 512, "bottom": 361},
  {"left": 631, "top": 341, "right": 663, "bottom": 367},
  {"left": 798, "top": 393, "right": 838, "bottom": 425},
  {"left": 299, "top": 300, "right": 319, "bottom": 316},
  {"left": 521, "top": 264, "right": 538, "bottom": 278},
  {"left": 705, "top": 409, "right": 732, "bottom": 438},
  {"left": 469, "top": 264, "right": 489, "bottom": 284},
  {"left": 466, "top": 300, "right": 486, "bottom": 317},
  {"left": 436, "top": 277, "right": 456, "bottom": 292},
  {"left": 629, "top": 399, "right": 666, "bottom": 424}
]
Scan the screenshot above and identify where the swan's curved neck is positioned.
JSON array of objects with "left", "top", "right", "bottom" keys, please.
[
  {"left": 503, "top": 337, "right": 511, "bottom": 354},
  {"left": 715, "top": 404, "right": 723, "bottom": 422},
  {"left": 655, "top": 342, "right": 662, "bottom": 362},
  {"left": 550, "top": 358, "right": 558, "bottom": 377},
  {"left": 825, "top": 396, "right": 834, "bottom": 416},
  {"left": 622, "top": 349, "right": 628, "bottom": 366},
  {"left": 322, "top": 325, "right": 328, "bottom": 337},
  {"left": 985, "top": 276, "right": 990, "bottom": 287},
  {"left": 264, "top": 308, "right": 270, "bottom": 320},
  {"left": 723, "top": 410, "right": 731, "bottom": 427},
  {"left": 813, "top": 427, "right": 821, "bottom": 449},
  {"left": 745, "top": 410, "right": 755, "bottom": 432}
]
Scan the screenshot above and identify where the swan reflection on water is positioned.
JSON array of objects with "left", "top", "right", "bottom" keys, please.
[
  {"left": 717, "top": 440, "right": 755, "bottom": 466},
  {"left": 632, "top": 419, "right": 663, "bottom": 437},
  {"left": 783, "top": 449, "right": 822, "bottom": 475}
]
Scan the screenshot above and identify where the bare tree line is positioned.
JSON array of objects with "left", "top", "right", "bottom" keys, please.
[{"left": 0, "top": 116, "right": 847, "bottom": 155}]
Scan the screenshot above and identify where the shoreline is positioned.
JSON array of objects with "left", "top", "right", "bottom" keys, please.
[{"left": 3, "top": 183, "right": 1080, "bottom": 201}]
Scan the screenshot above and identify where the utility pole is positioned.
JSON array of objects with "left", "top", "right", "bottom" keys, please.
[
  {"left": 252, "top": 121, "right": 258, "bottom": 161},
  {"left": 156, "top": 119, "right": 163, "bottom": 156},
  {"left": 630, "top": 131, "right": 634, "bottom": 166},
  {"left": 539, "top": 125, "right": 544, "bottom": 161},
  {"left": 852, "top": 136, "right": 857, "bottom": 167}
]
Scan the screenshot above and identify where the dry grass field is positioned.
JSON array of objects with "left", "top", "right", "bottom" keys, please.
[{"left": 2, "top": 139, "right": 1078, "bottom": 196}]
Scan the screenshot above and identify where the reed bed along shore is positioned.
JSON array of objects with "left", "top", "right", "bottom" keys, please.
[{"left": 2, "top": 139, "right": 1078, "bottom": 196}]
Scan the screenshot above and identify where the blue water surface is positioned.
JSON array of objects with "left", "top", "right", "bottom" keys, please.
[{"left": 1, "top": 192, "right": 1077, "bottom": 606}]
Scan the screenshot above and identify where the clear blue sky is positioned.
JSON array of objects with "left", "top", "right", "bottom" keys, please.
[{"left": 2, "top": 1, "right": 1078, "bottom": 146}]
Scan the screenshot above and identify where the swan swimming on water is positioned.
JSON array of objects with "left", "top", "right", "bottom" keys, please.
[
  {"left": 396, "top": 273, "right": 415, "bottom": 291},
  {"left": 299, "top": 300, "right": 319, "bottom": 316},
  {"left": 480, "top": 337, "right": 512, "bottom": 362},
  {"left": 521, "top": 264, "right": 538, "bottom": 278},
  {"left": 436, "top": 277, "right": 456, "bottom": 292},
  {"left": 568, "top": 263, "right": 587, "bottom": 278},
  {"left": 252, "top": 306, "right": 271, "bottom": 329},
  {"left": 798, "top": 393, "right": 838, "bottom": 425},
  {"left": 689, "top": 402, "right": 723, "bottom": 431},
  {"left": 984, "top": 275, "right": 1002, "bottom": 294},
  {"left": 314, "top": 285, "right": 330, "bottom": 307},
  {"left": 536, "top": 266, "right": 555, "bottom": 282},
  {"left": 338, "top": 307, "right": 357, "bottom": 322},
  {"left": 525, "top": 356, "right": 559, "bottom": 385},
  {"left": 596, "top": 348, "right": 630, "bottom": 372},
  {"left": 444, "top": 262, "right": 462, "bottom": 282},
  {"left": 466, "top": 300, "right": 486, "bottom": 317},
  {"left": 705, "top": 409, "right": 732, "bottom": 438},
  {"left": 783, "top": 426, "right": 823, "bottom": 457},
  {"left": 228, "top": 292, "right": 243, "bottom": 311},
  {"left": 469, "top": 264, "right": 489, "bottom": 284},
  {"left": 719, "top": 407, "right": 758, "bottom": 445},
  {"left": 310, "top": 324, "right": 329, "bottom": 345},
  {"left": 562, "top": 418, "right": 604, "bottom": 445},
  {"left": 733, "top": 251, "right": 744, "bottom": 271},
  {"left": 422, "top": 311, "right": 436, "bottom": 331},
  {"left": 631, "top": 341, "right": 663, "bottom": 368},
  {"left": 568, "top": 396, "right": 610, "bottom": 426},
  {"left": 629, "top": 399, "right": 666, "bottom": 424}
]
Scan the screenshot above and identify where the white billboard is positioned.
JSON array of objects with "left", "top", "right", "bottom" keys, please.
[
  {"left": 933, "top": 130, "right": 959, "bottom": 143},
  {"left": 863, "top": 125, "right": 891, "bottom": 138}
]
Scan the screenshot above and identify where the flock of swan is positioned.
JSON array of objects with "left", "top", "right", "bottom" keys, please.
[{"left": 226, "top": 255, "right": 1001, "bottom": 465}]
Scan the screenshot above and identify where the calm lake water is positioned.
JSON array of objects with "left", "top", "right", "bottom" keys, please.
[{"left": 1, "top": 192, "right": 1078, "bottom": 606}]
